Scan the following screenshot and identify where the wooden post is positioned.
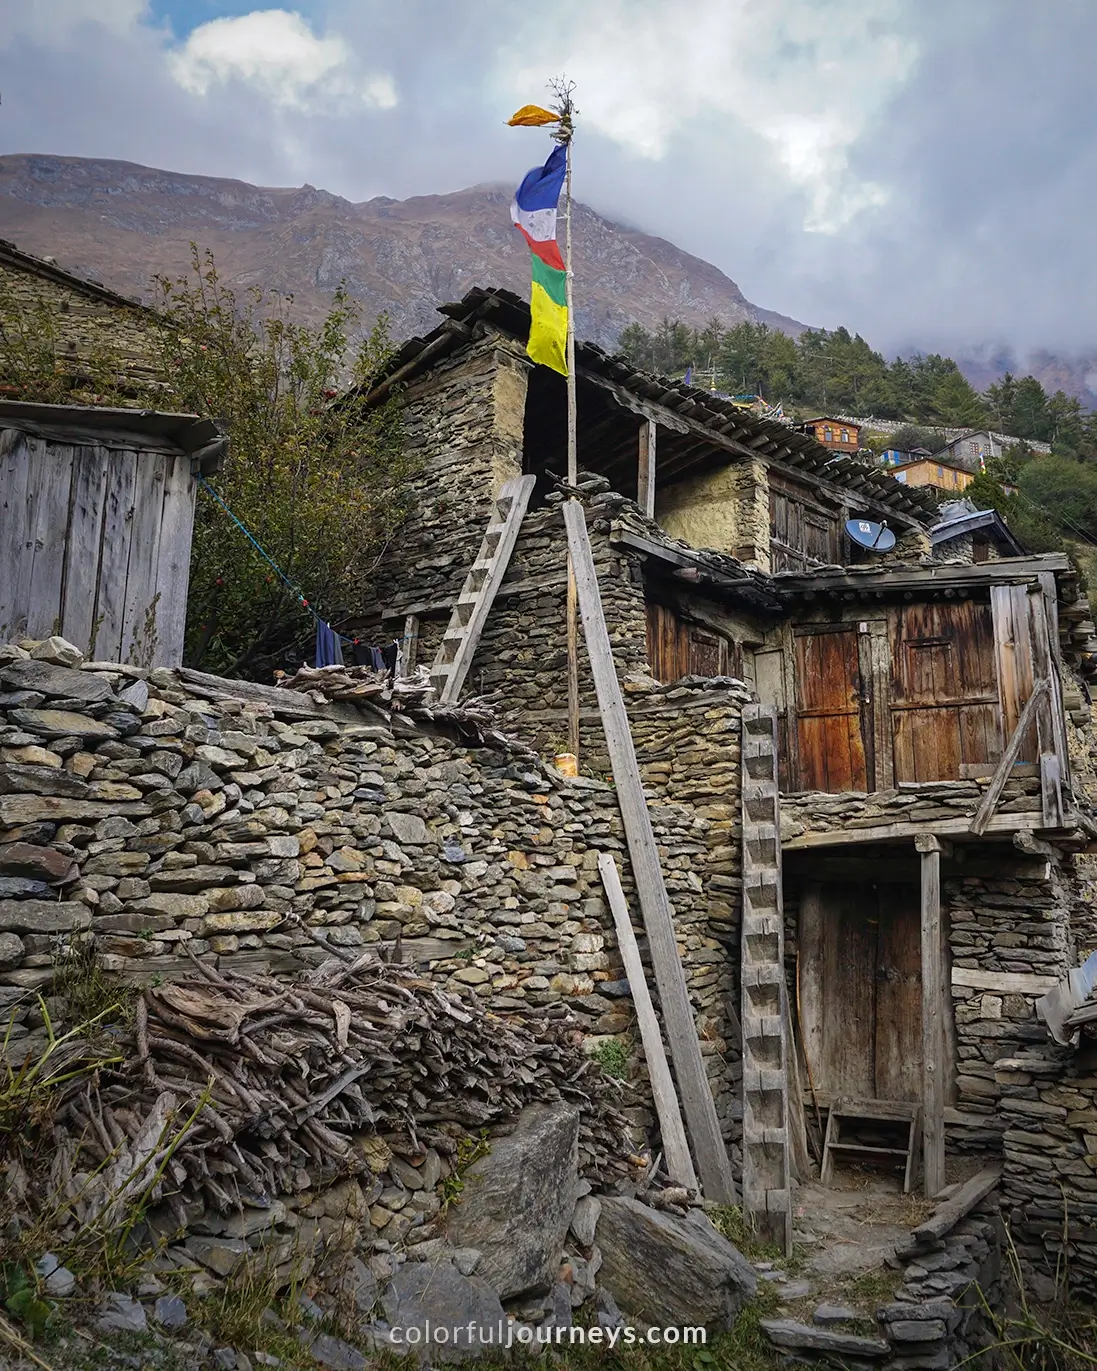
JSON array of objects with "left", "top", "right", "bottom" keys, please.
[
  {"left": 638, "top": 419, "right": 656, "bottom": 518},
  {"left": 916, "top": 833, "right": 946, "bottom": 1199},
  {"left": 598, "top": 854, "right": 698, "bottom": 1191},
  {"left": 563, "top": 123, "right": 581, "bottom": 762},
  {"left": 398, "top": 614, "right": 419, "bottom": 677},
  {"left": 563, "top": 500, "right": 736, "bottom": 1202}
]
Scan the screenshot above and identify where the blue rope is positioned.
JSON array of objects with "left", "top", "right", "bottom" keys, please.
[{"left": 197, "top": 474, "right": 352, "bottom": 643}]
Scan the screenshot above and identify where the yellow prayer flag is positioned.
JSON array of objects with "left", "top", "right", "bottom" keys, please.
[{"left": 507, "top": 104, "right": 559, "bottom": 127}]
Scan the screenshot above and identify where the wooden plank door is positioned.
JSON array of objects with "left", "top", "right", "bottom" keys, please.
[
  {"left": 891, "top": 601, "right": 1001, "bottom": 782},
  {"left": 799, "top": 879, "right": 923, "bottom": 1105},
  {"left": 794, "top": 627, "right": 868, "bottom": 792},
  {"left": 874, "top": 883, "right": 924, "bottom": 1102},
  {"left": 990, "top": 584, "right": 1041, "bottom": 764}
]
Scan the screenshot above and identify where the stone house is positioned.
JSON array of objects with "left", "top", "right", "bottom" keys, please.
[
  {"left": 352, "top": 287, "right": 1097, "bottom": 1244},
  {"left": 0, "top": 237, "right": 164, "bottom": 396}
]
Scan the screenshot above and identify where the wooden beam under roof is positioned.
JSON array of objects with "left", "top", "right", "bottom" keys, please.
[{"left": 773, "top": 554, "right": 1072, "bottom": 599}]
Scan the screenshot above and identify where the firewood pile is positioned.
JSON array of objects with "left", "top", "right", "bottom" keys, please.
[
  {"left": 275, "top": 663, "right": 534, "bottom": 754},
  {"left": 40, "top": 950, "right": 632, "bottom": 1229}
]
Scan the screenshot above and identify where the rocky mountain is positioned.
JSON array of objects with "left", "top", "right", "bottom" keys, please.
[{"left": 0, "top": 153, "right": 804, "bottom": 349}]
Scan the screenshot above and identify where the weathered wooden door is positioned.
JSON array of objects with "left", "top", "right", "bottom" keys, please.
[
  {"left": 645, "top": 601, "right": 732, "bottom": 683},
  {"left": 891, "top": 602, "right": 1002, "bottom": 782},
  {"left": 793, "top": 627, "right": 868, "bottom": 792},
  {"left": 799, "top": 880, "right": 923, "bottom": 1103}
]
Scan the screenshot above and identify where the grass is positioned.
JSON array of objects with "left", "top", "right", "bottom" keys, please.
[{"left": 589, "top": 1037, "right": 630, "bottom": 1081}]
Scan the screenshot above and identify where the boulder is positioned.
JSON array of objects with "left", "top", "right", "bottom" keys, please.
[
  {"left": 381, "top": 1260, "right": 507, "bottom": 1363},
  {"left": 446, "top": 1103, "right": 579, "bottom": 1299},
  {"left": 596, "top": 1197, "right": 757, "bottom": 1332},
  {"left": 1, "top": 659, "right": 108, "bottom": 702},
  {"left": 28, "top": 637, "right": 85, "bottom": 668}
]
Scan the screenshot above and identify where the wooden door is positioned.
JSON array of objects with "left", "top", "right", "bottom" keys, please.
[
  {"left": 874, "top": 884, "right": 924, "bottom": 1102},
  {"left": 799, "top": 880, "right": 923, "bottom": 1104},
  {"left": 646, "top": 601, "right": 731, "bottom": 683},
  {"left": 794, "top": 628, "right": 868, "bottom": 792},
  {"left": 891, "top": 601, "right": 1002, "bottom": 782}
]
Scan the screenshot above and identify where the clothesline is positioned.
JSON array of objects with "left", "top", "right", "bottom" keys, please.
[{"left": 197, "top": 475, "right": 403, "bottom": 668}]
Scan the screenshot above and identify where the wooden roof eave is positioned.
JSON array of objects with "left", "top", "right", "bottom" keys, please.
[{"left": 771, "top": 554, "right": 1073, "bottom": 601}]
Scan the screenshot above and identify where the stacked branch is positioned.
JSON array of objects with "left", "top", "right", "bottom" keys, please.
[
  {"left": 38, "top": 952, "right": 631, "bottom": 1229},
  {"left": 276, "top": 664, "right": 534, "bottom": 755}
]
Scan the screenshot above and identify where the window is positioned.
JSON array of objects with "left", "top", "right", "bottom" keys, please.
[
  {"left": 840, "top": 429, "right": 849, "bottom": 443},
  {"left": 937, "top": 466, "right": 944, "bottom": 478},
  {"left": 824, "top": 426, "right": 833, "bottom": 442},
  {"left": 896, "top": 471, "right": 907, "bottom": 483}
]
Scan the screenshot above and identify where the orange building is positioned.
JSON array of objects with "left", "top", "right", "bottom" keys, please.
[
  {"left": 892, "top": 458, "right": 974, "bottom": 494},
  {"left": 798, "top": 417, "right": 862, "bottom": 453}
]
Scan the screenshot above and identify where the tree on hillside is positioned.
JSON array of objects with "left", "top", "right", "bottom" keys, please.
[{"left": 932, "top": 368, "right": 989, "bottom": 426}]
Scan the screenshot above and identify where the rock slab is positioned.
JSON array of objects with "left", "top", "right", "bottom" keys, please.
[
  {"left": 446, "top": 1102, "right": 579, "bottom": 1299},
  {"left": 596, "top": 1196, "right": 757, "bottom": 1332},
  {"left": 381, "top": 1260, "right": 508, "bottom": 1364}
]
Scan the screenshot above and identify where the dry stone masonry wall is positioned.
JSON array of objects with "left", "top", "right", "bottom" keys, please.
[{"left": 0, "top": 639, "right": 752, "bottom": 1170}]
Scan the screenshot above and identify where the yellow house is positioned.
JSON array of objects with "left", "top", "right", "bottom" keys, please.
[{"left": 893, "top": 458, "right": 974, "bottom": 494}]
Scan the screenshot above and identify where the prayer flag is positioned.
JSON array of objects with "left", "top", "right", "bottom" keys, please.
[{"left": 511, "top": 143, "right": 568, "bottom": 374}]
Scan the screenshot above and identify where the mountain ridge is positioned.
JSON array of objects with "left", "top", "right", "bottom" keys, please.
[
  {"left": 1, "top": 152, "right": 1093, "bottom": 406},
  {"left": 0, "top": 153, "right": 804, "bottom": 349}
]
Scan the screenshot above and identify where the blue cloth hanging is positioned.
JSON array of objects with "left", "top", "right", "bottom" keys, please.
[{"left": 315, "top": 619, "right": 345, "bottom": 667}]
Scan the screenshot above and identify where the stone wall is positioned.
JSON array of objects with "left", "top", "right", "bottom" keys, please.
[
  {"left": 657, "top": 460, "right": 771, "bottom": 570},
  {"left": 996, "top": 1041, "right": 1097, "bottom": 1297},
  {"left": 947, "top": 855, "right": 1075, "bottom": 1150},
  {"left": 362, "top": 332, "right": 530, "bottom": 631},
  {"left": 780, "top": 779, "right": 1044, "bottom": 841},
  {"left": 473, "top": 500, "right": 652, "bottom": 768},
  {"left": 0, "top": 645, "right": 750, "bottom": 1170},
  {"left": 0, "top": 256, "right": 164, "bottom": 392}
]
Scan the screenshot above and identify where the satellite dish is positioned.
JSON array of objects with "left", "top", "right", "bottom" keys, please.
[{"left": 846, "top": 517, "right": 896, "bottom": 553}]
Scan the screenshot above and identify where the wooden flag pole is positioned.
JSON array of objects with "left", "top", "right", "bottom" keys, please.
[{"left": 559, "top": 90, "right": 581, "bottom": 762}]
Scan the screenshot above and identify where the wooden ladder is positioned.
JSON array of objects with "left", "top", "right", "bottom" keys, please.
[
  {"left": 740, "top": 703, "right": 792, "bottom": 1254},
  {"left": 821, "top": 1099, "right": 921, "bottom": 1194},
  {"left": 430, "top": 474, "right": 536, "bottom": 705}
]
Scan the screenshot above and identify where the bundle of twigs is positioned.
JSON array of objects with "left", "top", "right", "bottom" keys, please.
[
  {"left": 275, "top": 664, "right": 536, "bottom": 756},
  {"left": 47, "top": 951, "right": 631, "bottom": 1227}
]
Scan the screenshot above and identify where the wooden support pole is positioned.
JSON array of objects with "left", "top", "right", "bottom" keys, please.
[
  {"left": 638, "top": 419, "right": 656, "bottom": 519},
  {"left": 563, "top": 126, "right": 581, "bottom": 763},
  {"left": 916, "top": 832, "right": 946, "bottom": 1199},
  {"left": 564, "top": 500, "right": 736, "bottom": 1203},
  {"left": 598, "top": 854, "right": 699, "bottom": 1191},
  {"left": 969, "top": 678, "right": 1049, "bottom": 835}
]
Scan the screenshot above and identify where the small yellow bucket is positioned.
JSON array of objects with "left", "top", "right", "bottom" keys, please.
[{"left": 554, "top": 752, "right": 578, "bottom": 777}]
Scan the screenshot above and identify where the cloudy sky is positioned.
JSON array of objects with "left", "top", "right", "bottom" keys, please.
[{"left": 1, "top": 0, "right": 1094, "bottom": 359}]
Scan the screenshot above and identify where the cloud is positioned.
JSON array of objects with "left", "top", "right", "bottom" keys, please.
[
  {"left": 0, "top": 0, "right": 149, "bottom": 47},
  {"left": 168, "top": 9, "right": 396, "bottom": 113},
  {"left": 495, "top": 0, "right": 917, "bottom": 232},
  {"left": 0, "top": 0, "right": 1095, "bottom": 366}
]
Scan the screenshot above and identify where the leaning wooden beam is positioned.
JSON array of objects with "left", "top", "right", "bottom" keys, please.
[
  {"left": 637, "top": 419, "right": 657, "bottom": 519},
  {"left": 598, "top": 854, "right": 699, "bottom": 1192},
  {"left": 969, "top": 679, "right": 1049, "bottom": 835},
  {"left": 563, "top": 500, "right": 736, "bottom": 1203},
  {"left": 911, "top": 1165, "right": 1002, "bottom": 1243},
  {"left": 916, "top": 833, "right": 946, "bottom": 1199}
]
